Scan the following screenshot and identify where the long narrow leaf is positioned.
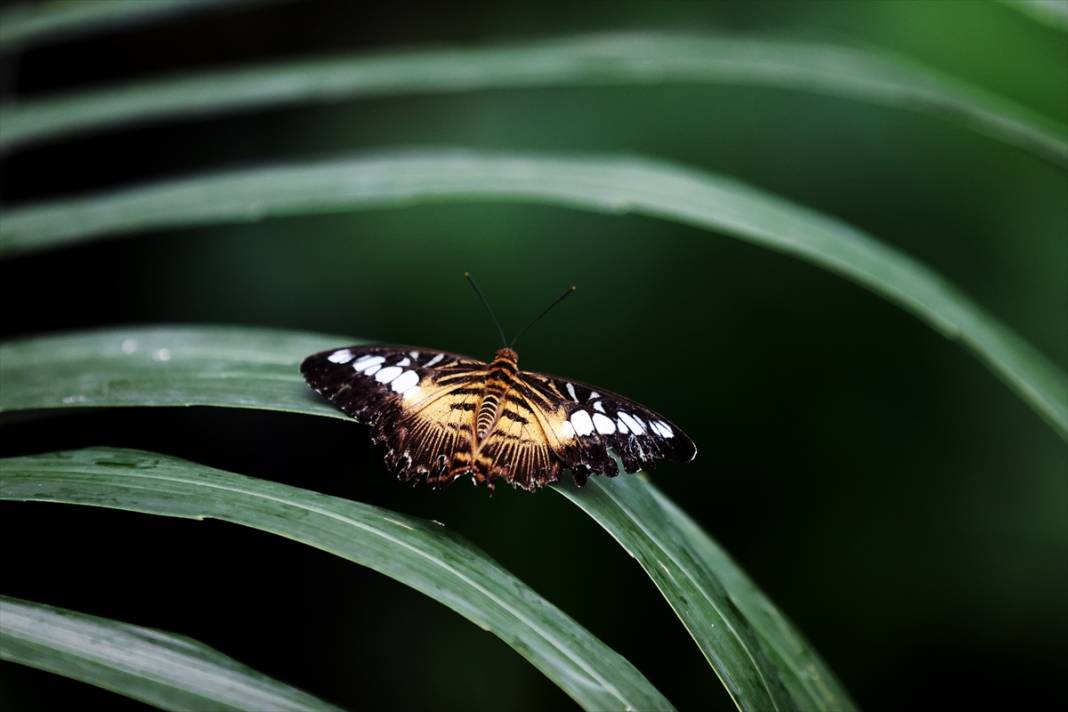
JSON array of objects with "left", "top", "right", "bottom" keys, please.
[
  {"left": 0, "top": 0, "right": 277, "bottom": 50},
  {"left": 0, "top": 595, "right": 342, "bottom": 712},
  {"left": 0, "top": 326, "right": 857, "bottom": 710},
  {"left": 0, "top": 33, "right": 1064, "bottom": 165},
  {"left": 999, "top": 0, "right": 1068, "bottom": 31},
  {"left": 0, "top": 447, "right": 674, "bottom": 712},
  {"left": 555, "top": 476, "right": 855, "bottom": 711},
  {"left": 1, "top": 151, "right": 1063, "bottom": 438},
  {"left": 0, "top": 325, "right": 353, "bottom": 418},
  {"left": 646, "top": 487, "right": 856, "bottom": 709}
]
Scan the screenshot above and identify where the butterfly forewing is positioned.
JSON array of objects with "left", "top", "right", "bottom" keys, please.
[{"left": 518, "top": 371, "right": 697, "bottom": 480}]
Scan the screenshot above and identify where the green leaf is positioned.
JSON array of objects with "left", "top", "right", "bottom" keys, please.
[
  {"left": 0, "top": 326, "right": 857, "bottom": 710},
  {"left": 648, "top": 485, "right": 857, "bottom": 709},
  {"left": 999, "top": 0, "right": 1068, "bottom": 31},
  {"left": 556, "top": 476, "right": 856, "bottom": 711},
  {"left": 0, "top": 594, "right": 343, "bottom": 712},
  {"left": 0, "top": 447, "right": 674, "bottom": 712},
  {"left": 0, "top": 0, "right": 276, "bottom": 50},
  {"left": 1, "top": 151, "right": 1063, "bottom": 439},
  {"left": 0, "top": 325, "right": 352, "bottom": 418},
  {"left": 0, "top": 34, "right": 1064, "bottom": 165}
]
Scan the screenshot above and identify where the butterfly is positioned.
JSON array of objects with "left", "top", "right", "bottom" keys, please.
[{"left": 300, "top": 277, "right": 696, "bottom": 492}]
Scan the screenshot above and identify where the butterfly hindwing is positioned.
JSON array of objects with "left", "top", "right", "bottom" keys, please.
[
  {"left": 474, "top": 390, "right": 561, "bottom": 491},
  {"left": 383, "top": 386, "right": 483, "bottom": 486},
  {"left": 519, "top": 372, "right": 697, "bottom": 480}
]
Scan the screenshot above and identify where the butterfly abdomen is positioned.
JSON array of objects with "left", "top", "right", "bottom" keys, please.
[
  {"left": 475, "top": 393, "right": 500, "bottom": 436},
  {"left": 475, "top": 347, "right": 520, "bottom": 440}
]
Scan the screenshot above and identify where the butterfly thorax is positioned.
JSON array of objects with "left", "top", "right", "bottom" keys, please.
[{"left": 475, "top": 347, "right": 519, "bottom": 440}]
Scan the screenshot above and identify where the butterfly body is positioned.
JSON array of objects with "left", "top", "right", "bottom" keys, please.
[
  {"left": 301, "top": 344, "right": 696, "bottom": 491},
  {"left": 474, "top": 348, "right": 519, "bottom": 440}
]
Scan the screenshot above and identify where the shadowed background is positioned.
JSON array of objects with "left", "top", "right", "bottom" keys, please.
[{"left": 1, "top": 1, "right": 1066, "bottom": 710}]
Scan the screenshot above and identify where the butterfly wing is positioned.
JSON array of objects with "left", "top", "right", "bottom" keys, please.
[
  {"left": 300, "top": 345, "right": 487, "bottom": 482},
  {"left": 474, "top": 391, "right": 562, "bottom": 491},
  {"left": 517, "top": 371, "right": 697, "bottom": 482}
]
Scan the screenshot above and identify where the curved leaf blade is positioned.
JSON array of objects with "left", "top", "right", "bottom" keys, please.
[
  {"left": 1000, "top": 0, "right": 1068, "bottom": 31},
  {"left": 0, "top": 595, "right": 343, "bottom": 712},
  {"left": 0, "top": 326, "right": 856, "bottom": 710},
  {"left": 0, "top": 0, "right": 277, "bottom": 50},
  {"left": 558, "top": 476, "right": 856, "bottom": 711},
  {"left": 0, "top": 325, "right": 352, "bottom": 418},
  {"left": 0, "top": 33, "right": 1064, "bottom": 165},
  {"left": 555, "top": 476, "right": 791, "bottom": 711},
  {"left": 0, "top": 447, "right": 675, "bottom": 712},
  {"left": 645, "top": 487, "right": 856, "bottom": 710},
  {"left": 1, "top": 151, "right": 1063, "bottom": 438}
]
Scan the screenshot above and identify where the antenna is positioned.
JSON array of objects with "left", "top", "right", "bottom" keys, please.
[
  {"left": 465, "top": 273, "right": 508, "bottom": 348},
  {"left": 510, "top": 285, "right": 576, "bottom": 348}
]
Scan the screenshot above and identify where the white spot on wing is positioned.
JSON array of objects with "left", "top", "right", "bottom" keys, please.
[
  {"left": 632, "top": 412, "right": 649, "bottom": 435},
  {"left": 570, "top": 410, "right": 595, "bottom": 436},
  {"left": 364, "top": 364, "right": 382, "bottom": 376},
  {"left": 353, "top": 356, "right": 384, "bottom": 372},
  {"left": 565, "top": 382, "right": 578, "bottom": 401},
  {"left": 409, "top": 351, "right": 419, "bottom": 359},
  {"left": 391, "top": 370, "right": 419, "bottom": 393},
  {"left": 328, "top": 349, "right": 353, "bottom": 364},
  {"left": 616, "top": 418, "right": 629, "bottom": 434},
  {"left": 425, "top": 353, "right": 445, "bottom": 367},
  {"left": 375, "top": 366, "right": 403, "bottom": 383},
  {"left": 403, "top": 386, "right": 423, "bottom": 402},
  {"left": 618, "top": 412, "right": 643, "bottom": 435},
  {"left": 588, "top": 391, "right": 600, "bottom": 400},
  {"left": 592, "top": 400, "right": 605, "bottom": 413},
  {"left": 633, "top": 416, "right": 648, "bottom": 434},
  {"left": 592, "top": 412, "right": 616, "bottom": 434},
  {"left": 396, "top": 357, "right": 411, "bottom": 367},
  {"left": 653, "top": 420, "right": 674, "bottom": 438}
]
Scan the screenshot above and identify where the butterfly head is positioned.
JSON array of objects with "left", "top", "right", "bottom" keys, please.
[{"left": 492, "top": 347, "right": 519, "bottom": 369}]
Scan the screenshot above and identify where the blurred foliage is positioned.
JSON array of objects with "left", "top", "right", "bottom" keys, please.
[{"left": 1, "top": 1, "right": 1065, "bottom": 711}]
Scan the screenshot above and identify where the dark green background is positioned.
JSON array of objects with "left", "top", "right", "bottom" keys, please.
[{"left": 1, "top": 1, "right": 1065, "bottom": 710}]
